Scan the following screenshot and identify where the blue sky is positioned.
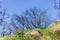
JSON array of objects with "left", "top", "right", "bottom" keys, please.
[{"left": 1, "top": 0, "right": 59, "bottom": 20}]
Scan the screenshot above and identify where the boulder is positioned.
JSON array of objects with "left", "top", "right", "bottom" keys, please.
[{"left": 25, "top": 30, "right": 43, "bottom": 37}]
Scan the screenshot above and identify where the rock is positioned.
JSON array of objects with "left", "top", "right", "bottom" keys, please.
[{"left": 25, "top": 30, "right": 43, "bottom": 37}]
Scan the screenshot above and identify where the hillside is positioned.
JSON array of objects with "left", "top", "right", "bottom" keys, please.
[{"left": 0, "top": 20, "right": 60, "bottom": 40}]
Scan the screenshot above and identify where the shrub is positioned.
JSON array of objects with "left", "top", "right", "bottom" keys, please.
[
  {"left": 15, "top": 30, "right": 25, "bottom": 37},
  {"left": 53, "top": 30, "right": 60, "bottom": 40}
]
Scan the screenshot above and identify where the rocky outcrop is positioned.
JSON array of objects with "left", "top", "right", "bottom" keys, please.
[{"left": 25, "top": 30, "right": 43, "bottom": 37}]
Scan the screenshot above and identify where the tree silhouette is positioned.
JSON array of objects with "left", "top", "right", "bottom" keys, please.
[
  {"left": 11, "top": 8, "right": 49, "bottom": 31},
  {"left": 24, "top": 8, "right": 49, "bottom": 28},
  {"left": 54, "top": 0, "right": 60, "bottom": 9},
  {"left": 54, "top": 0, "right": 60, "bottom": 19},
  {"left": 0, "top": 9, "right": 11, "bottom": 36}
]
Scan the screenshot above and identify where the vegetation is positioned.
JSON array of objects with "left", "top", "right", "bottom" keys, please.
[{"left": 0, "top": 20, "right": 60, "bottom": 40}]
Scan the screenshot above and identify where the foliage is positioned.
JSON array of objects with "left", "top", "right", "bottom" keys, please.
[{"left": 15, "top": 30, "right": 25, "bottom": 38}]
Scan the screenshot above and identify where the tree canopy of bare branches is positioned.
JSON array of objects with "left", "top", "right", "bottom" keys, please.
[{"left": 11, "top": 8, "right": 49, "bottom": 31}]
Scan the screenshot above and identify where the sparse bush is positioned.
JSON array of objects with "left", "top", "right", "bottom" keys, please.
[{"left": 15, "top": 30, "right": 24, "bottom": 37}]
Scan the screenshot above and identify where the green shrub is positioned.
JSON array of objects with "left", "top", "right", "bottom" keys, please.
[
  {"left": 54, "top": 30, "right": 60, "bottom": 36},
  {"left": 15, "top": 30, "right": 24, "bottom": 37},
  {"left": 53, "top": 30, "right": 60, "bottom": 40},
  {"left": 6, "top": 30, "right": 25, "bottom": 40}
]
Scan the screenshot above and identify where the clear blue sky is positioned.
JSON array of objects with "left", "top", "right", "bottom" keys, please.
[{"left": 1, "top": 0, "right": 59, "bottom": 20}]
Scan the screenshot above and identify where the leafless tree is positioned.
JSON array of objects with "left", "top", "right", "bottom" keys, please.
[
  {"left": 54, "top": 0, "right": 60, "bottom": 9},
  {"left": 24, "top": 8, "right": 49, "bottom": 28},
  {"left": 11, "top": 8, "right": 49, "bottom": 31},
  {"left": 0, "top": 9, "right": 11, "bottom": 36}
]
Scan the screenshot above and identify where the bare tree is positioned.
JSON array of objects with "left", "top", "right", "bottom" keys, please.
[
  {"left": 24, "top": 8, "right": 49, "bottom": 28},
  {"left": 0, "top": 9, "right": 11, "bottom": 36},
  {"left": 54, "top": 0, "right": 60, "bottom": 19},
  {"left": 11, "top": 8, "right": 49, "bottom": 31},
  {"left": 54, "top": 0, "right": 60, "bottom": 9}
]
